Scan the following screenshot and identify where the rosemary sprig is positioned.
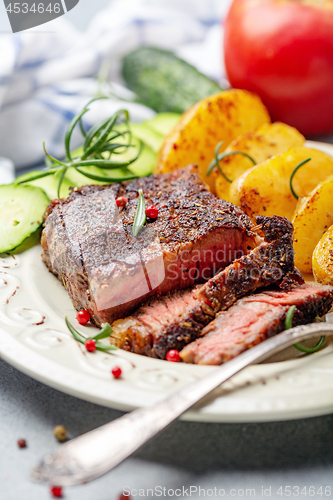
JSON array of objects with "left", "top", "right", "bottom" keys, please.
[
  {"left": 285, "top": 306, "right": 326, "bottom": 353},
  {"left": 290, "top": 158, "right": 312, "bottom": 200},
  {"left": 16, "top": 98, "right": 142, "bottom": 197},
  {"left": 285, "top": 304, "right": 296, "bottom": 330},
  {"left": 74, "top": 167, "right": 137, "bottom": 183},
  {"left": 65, "top": 316, "right": 117, "bottom": 352},
  {"left": 132, "top": 188, "right": 146, "bottom": 237},
  {"left": 207, "top": 141, "right": 257, "bottom": 181},
  {"left": 294, "top": 335, "right": 326, "bottom": 353}
]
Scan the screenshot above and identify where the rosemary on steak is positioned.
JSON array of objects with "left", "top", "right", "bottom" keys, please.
[
  {"left": 17, "top": 97, "right": 142, "bottom": 197},
  {"left": 207, "top": 141, "right": 256, "bottom": 181},
  {"left": 290, "top": 158, "right": 312, "bottom": 200},
  {"left": 285, "top": 305, "right": 325, "bottom": 353},
  {"left": 132, "top": 188, "right": 146, "bottom": 236},
  {"left": 65, "top": 316, "right": 117, "bottom": 353}
]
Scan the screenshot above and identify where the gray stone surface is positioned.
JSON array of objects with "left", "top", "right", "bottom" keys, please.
[{"left": 2, "top": 357, "right": 333, "bottom": 500}]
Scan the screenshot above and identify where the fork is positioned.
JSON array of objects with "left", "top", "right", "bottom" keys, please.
[{"left": 31, "top": 322, "right": 333, "bottom": 487}]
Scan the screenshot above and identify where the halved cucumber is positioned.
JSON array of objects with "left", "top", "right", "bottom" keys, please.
[
  {"left": 65, "top": 163, "right": 112, "bottom": 187},
  {"left": 65, "top": 135, "right": 156, "bottom": 187},
  {"left": 129, "top": 122, "right": 163, "bottom": 153},
  {"left": 144, "top": 113, "right": 181, "bottom": 136},
  {"left": 128, "top": 142, "right": 156, "bottom": 177},
  {"left": 99, "top": 126, "right": 157, "bottom": 177},
  {"left": 15, "top": 169, "right": 72, "bottom": 199},
  {"left": 0, "top": 184, "right": 50, "bottom": 253}
]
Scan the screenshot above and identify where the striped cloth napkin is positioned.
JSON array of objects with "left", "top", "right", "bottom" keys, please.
[{"left": 0, "top": 0, "right": 232, "bottom": 183}]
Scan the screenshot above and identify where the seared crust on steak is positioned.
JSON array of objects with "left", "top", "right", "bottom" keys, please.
[
  {"left": 180, "top": 283, "right": 333, "bottom": 365},
  {"left": 41, "top": 166, "right": 256, "bottom": 326},
  {"left": 112, "top": 216, "right": 295, "bottom": 358}
]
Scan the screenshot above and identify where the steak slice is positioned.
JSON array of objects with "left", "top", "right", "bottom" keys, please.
[
  {"left": 112, "top": 215, "right": 295, "bottom": 358},
  {"left": 41, "top": 166, "right": 255, "bottom": 326},
  {"left": 180, "top": 283, "right": 333, "bottom": 365}
]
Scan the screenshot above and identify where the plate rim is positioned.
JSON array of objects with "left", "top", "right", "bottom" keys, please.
[{"left": 1, "top": 139, "right": 333, "bottom": 423}]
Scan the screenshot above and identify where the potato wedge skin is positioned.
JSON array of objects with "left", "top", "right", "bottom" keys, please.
[
  {"left": 215, "top": 122, "right": 305, "bottom": 201},
  {"left": 229, "top": 147, "right": 333, "bottom": 222},
  {"left": 313, "top": 224, "right": 333, "bottom": 285},
  {"left": 293, "top": 175, "right": 333, "bottom": 274},
  {"left": 154, "top": 89, "right": 271, "bottom": 193}
]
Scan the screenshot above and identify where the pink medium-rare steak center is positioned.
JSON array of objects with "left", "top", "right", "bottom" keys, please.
[
  {"left": 112, "top": 216, "right": 296, "bottom": 358},
  {"left": 41, "top": 166, "right": 256, "bottom": 325},
  {"left": 180, "top": 283, "right": 333, "bottom": 365}
]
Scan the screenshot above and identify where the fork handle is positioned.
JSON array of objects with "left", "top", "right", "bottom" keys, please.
[{"left": 31, "top": 323, "right": 333, "bottom": 486}]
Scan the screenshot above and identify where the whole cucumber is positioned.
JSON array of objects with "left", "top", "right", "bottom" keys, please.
[{"left": 122, "top": 47, "right": 223, "bottom": 113}]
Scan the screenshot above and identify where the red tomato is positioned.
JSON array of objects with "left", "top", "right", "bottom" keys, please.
[{"left": 224, "top": 0, "right": 333, "bottom": 136}]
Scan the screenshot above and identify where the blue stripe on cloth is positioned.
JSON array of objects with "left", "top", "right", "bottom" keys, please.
[
  {"left": 20, "top": 59, "right": 49, "bottom": 70},
  {"left": 47, "top": 87, "right": 80, "bottom": 96},
  {"left": 201, "top": 20, "right": 220, "bottom": 27},
  {"left": 36, "top": 98, "right": 76, "bottom": 122},
  {"left": 0, "top": 75, "right": 11, "bottom": 86},
  {"left": 12, "top": 35, "right": 23, "bottom": 70}
]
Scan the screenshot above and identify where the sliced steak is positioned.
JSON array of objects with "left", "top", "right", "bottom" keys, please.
[
  {"left": 180, "top": 283, "right": 333, "bottom": 365},
  {"left": 112, "top": 215, "right": 295, "bottom": 358},
  {"left": 41, "top": 166, "right": 256, "bottom": 326}
]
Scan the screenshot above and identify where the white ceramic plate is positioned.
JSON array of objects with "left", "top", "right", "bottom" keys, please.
[{"left": 1, "top": 140, "right": 333, "bottom": 423}]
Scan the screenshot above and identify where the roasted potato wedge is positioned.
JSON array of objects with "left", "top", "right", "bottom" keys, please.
[
  {"left": 215, "top": 122, "right": 305, "bottom": 201},
  {"left": 155, "top": 89, "right": 271, "bottom": 193},
  {"left": 229, "top": 147, "right": 333, "bottom": 221},
  {"left": 293, "top": 175, "right": 333, "bottom": 274},
  {"left": 313, "top": 224, "right": 333, "bottom": 285}
]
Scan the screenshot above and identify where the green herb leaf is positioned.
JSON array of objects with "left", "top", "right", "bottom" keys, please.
[
  {"left": 290, "top": 158, "right": 311, "bottom": 200},
  {"left": 293, "top": 336, "right": 325, "bottom": 353},
  {"left": 81, "top": 114, "right": 119, "bottom": 160},
  {"left": 285, "top": 305, "right": 296, "bottom": 330},
  {"left": 98, "top": 142, "right": 135, "bottom": 155},
  {"left": 65, "top": 316, "right": 118, "bottom": 353},
  {"left": 207, "top": 141, "right": 224, "bottom": 178},
  {"left": 83, "top": 116, "right": 112, "bottom": 150},
  {"left": 285, "top": 305, "right": 326, "bottom": 353},
  {"left": 77, "top": 96, "right": 107, "bottom": 139},
  {"left": 132, "top": 188, "right": 146, "bottom": 237},
  {"left": 65, "top": 108, "right": 90, "bottom": 162},
  {"left": 43, "top": 142, "right": 68, "bottom": 169},
  {"left": 207, "top": 143, "right": 256, "bottom": 181},
  {"left": 42, "top": 100, "right": 142, "bottom": 195},
  {"left": 65, "top": 316, "right": 86, "bottom": 343},
  {"left": 95, "top": 343, "right": 118, "bottom": 352},
  {"left": 74, "top": 167, "right": 137, "bottom": 183},
  {"left": 57, "top": 166, "right": 68, "bottom": 198},
  {"left": 91, "top": 322, "right": 113, "bottom": 341},
  {"left": 15, "top": 169, "right": 57, "bottom": 184},
  {"left": 71, "top": 141, "right": 142, "bottom": 169}
]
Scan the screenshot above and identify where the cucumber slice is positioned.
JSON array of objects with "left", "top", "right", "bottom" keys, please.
[
  {"left": 15, "top": 170, "right": 72, "bottom": 199},
  {"left": 65, "top": 135, "right": 156, "bottom": 186},
  {"left": 0, "top": 184, "right": 50, "bottom": 253},
  {"left": 129, "top": 123, "right": 163, "bottom": 153},
  {"left": 128, "top": 142, "right": 156, "bottom": 177},
  {"left": 65, "top": 165, "right": 112, "bottom": 187},
  {"left": 144, "top": 113, "right": 181, "bottom": 136},
  {"left": 122, "top": 47, "right": 222, "bottom": 113},
  {"left": 107, "top": 131, "right": 156, "bottom": 177}
]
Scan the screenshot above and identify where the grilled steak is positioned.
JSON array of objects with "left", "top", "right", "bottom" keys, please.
[
  {"left": 41, "top": 166, "right": 256, "bottom": 326},
  {"left": 112, "top": 215, "right": 295, "bottom": 358},
  {"left": 180, "top": 283, "right": 333, "bottom": 365}
]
